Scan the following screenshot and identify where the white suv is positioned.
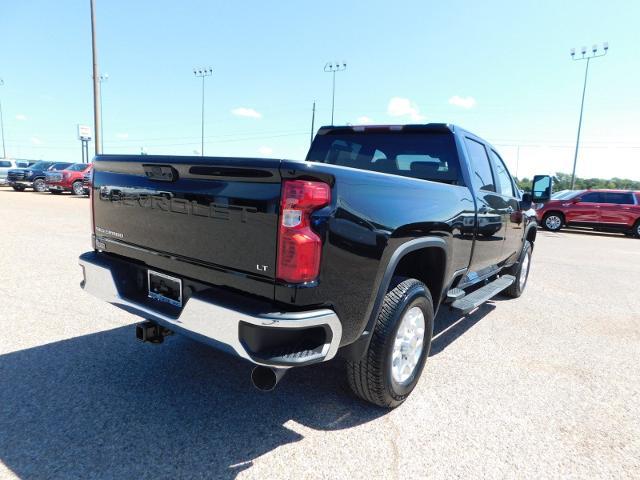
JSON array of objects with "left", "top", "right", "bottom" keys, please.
[{"left": 0, "top": 160, "right": 33, "bottom": 185}]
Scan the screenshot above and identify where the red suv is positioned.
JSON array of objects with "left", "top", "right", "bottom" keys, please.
[
  {"left": 536, "top": 189, "right": 640, "bottom": 237},
  {"left": 45, "top": 163, "right": 93, "bottom": 195}
]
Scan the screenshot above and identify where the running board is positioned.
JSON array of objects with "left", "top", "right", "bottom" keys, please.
[{"left": 451, "top": 275, "right": 515, "bottom": 315}]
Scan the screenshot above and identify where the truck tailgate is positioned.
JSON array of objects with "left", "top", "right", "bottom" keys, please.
[{"left": 92, "top": 155, "right": 282, "bottom": 280}]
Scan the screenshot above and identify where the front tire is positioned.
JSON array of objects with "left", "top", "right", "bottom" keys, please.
[
  {"left": 12, "top": 185, "right": 25, "bottom": 191},
  {"left": 542, "top": 212, "right": 563, "bottom": 232},
  {"left": 504, "top": 241, "right": 532, "bottom": 298},
  {"left": 632, "top": 220, "right": 640, "bottom": 239},
  {"left": 346, "top": 278, "right": 434, "bottom": 408},
  {"left": 72, "top": 181, "right": 84, "bottom": 196},
  {"left": 33, "top": 178, "right": 47, "bottom": 192}
]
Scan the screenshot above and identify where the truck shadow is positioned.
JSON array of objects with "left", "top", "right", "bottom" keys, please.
[
  {"left": 430, "top": 303, "right": 496, "bottom": 356},
  {"left": 0, "top": 327, "right": 384, "bottom": 479}
]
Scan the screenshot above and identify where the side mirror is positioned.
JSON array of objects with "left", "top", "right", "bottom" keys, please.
[
  {"left": 521, "top": 192, "right": 533, "bottom": 210},
  {"left": 531, "top": 175, "right": 552, "bottom": 202}
]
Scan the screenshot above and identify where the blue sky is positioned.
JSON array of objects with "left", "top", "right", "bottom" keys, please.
[{"left": 1, "top": 0, "right": 639, "bottom": 179}]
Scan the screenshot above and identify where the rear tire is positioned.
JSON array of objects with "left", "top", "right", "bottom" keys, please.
[
  {"left": 346, "top": 278, "right": 434, "bottom": 408},
  {"left": 504, "top": 241, "right": 532, "bottom": 298},
  {"left": 542, "top": 212, "right": 563, "bottom": 232}
]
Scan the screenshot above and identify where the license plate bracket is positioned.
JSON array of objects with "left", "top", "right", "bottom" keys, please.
[{"left": 147, "top": 270, "right": 183, "bottom": 307}]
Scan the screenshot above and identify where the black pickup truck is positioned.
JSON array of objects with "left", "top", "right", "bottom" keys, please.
[{"left": 79, "top": 124, "right": 551, "bottom": 408}]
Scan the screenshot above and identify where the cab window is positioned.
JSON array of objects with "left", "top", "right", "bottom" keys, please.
[
  {"left": 464, "top": 138, "right": 494, "bottom": 192},
  {"left": 489, "top": 150, "right": 514, "bottom": 197}
]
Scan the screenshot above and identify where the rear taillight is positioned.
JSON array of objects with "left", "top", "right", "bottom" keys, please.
[{"left": 276, "top": 180, "right": 330, "bottom": 283}]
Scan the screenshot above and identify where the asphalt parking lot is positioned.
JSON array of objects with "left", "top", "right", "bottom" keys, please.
[{"left": 1, "top": 187, "right": 639, "bottom": 479}]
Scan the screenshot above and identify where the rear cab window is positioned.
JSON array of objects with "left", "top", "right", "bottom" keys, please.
[{"left": 306, "top": 130, "right": 463, "bottom": 185}]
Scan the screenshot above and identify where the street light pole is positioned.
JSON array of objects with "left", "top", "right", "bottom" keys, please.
[
  {"left": 0, "top": 78, "right": 6, "bottom": 158},
  {"left": 90, "top": 0, "right": 102, "bottom": 156},
  {"left": 98, "top": 74, "right": 108, "bottom": 152},
  {"left": 324, "top": 62, "right": 347, "bottom": 125},
  {"left": 569, "top": 42, "right": 608, "bottom": 189},
  {"left": 193, "top": 67, "right": 213, "bottom": 156}
]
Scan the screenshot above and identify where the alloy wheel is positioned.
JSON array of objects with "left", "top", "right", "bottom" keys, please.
[
  {"left": 519, "top": 250, "right": 530, "bottom": 290},
  {"left": 391, "top": 306, "right": 426, "bottom": 385},
  {"left": 34, "top": 179, "right": 46, "bottom": 192},
  {"left": 545, "top": 215, "right": 562, "bottom": 231}
]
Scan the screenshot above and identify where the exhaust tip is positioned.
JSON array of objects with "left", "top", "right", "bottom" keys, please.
[{"left": 251, "top": 366, "right": 285, "bottom": 392}]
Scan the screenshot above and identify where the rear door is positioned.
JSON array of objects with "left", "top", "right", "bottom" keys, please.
[
  {"left": 599, "top": 192, "right": 637, "bottom": 227},
  {"left": 464, "top": 137, "right": 507, "bottom": 272},
  {"left": 566, "top": 191, "right": 601, "bottom": 223},
  {"left": 92, "top": 155, "right": 282, "bottom": 279}
]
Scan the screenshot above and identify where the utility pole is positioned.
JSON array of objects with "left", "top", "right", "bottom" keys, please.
[
  {"left": 0, "top": 78, "right": 6, "bottom": 158},
  {"left": 90, "top": 0, "right": 102, "bottom": 156},
  {"left": 98, "top": 73, "right": 108, "bottom": 152},
  {"left": 324, "top": 62, "right": 347, "bottom": 125},
  {"left": 569, "top": 42, "right": 608, "bottom": 189},
  {"left": 310, "top": 101, "right": 316, "bottom": 146},
  {"left": 193, "top": 67, "right": 213, "bottom": 156}
]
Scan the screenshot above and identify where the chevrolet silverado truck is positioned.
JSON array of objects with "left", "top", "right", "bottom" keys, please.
[{"left": 79, "top": 124, "right": 551, "bottom": 408}]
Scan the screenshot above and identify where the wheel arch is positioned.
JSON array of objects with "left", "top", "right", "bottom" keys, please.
[{"left": 340, "top": 237, "right": 449, "bottom": 360}]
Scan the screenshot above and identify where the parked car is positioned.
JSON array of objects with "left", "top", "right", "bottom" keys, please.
[
  {"left": 78, "top": 124, "right": 551, "bottom": 408},
  {"left": 45, "top": 163, "right": 93, "bottom": 195},
  {"left": 536, "top": 189, "right": 640, "bottom": 237},
  {"left": 7, "top": 161, "right": 73, "bottom": 192},
  {"left": 0, "top": 159, "right": 35, "bottom": 185}
]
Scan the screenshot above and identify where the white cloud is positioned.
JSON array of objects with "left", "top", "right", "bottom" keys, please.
[
  {"left": 356, "top": 116, "right": 374, "bottom": 124},
  {"left": 258, "top": 146, "right": 273, "bottom": 155},
  {"left": 231, "top": 107, "right": 262, "bottom": 119},
  {"left": 116, "top": 132, "right": 129, "bottom": 139},
  {"left": 30, "top": 137, "right": 42, "bottom": 145},
  {"left": 448, "top": 95, "right": 477, "bottom": 109},
  {"left": 15, "top": 114, "right": 27, "bottom": 121},
  {"left": 387, "top": 97, "right": 425, "bottom": 121}
]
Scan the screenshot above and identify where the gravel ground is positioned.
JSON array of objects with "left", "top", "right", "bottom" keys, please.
[{"left": 1, "top": 187, "right": 639, "bottom": 479}]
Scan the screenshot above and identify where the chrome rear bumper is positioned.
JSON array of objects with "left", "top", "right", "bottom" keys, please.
[{"left": 79, "top": 252, "right": 342, "bottom": 368}]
